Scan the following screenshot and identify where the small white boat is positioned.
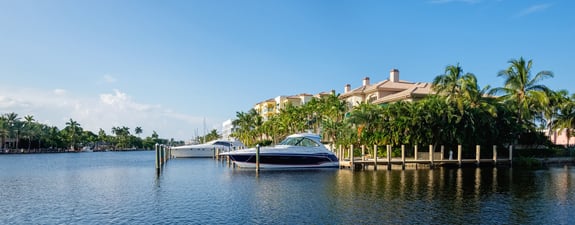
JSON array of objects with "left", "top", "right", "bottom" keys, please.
[
  {"left": 220, "top": 133, "right": 339, "bottom": 169},
  {"left": 171, "top": 140, "right": 244, "bottom": 158}
]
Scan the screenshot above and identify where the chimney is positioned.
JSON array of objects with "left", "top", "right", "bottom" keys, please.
[
  {"left": 390, "top": 69, "right": 399, "bottom": 82},
  {"left": 344, "top": 84, "right": 351, "bottom": 93},
  {"left": 363, "top": 77, "right": 370, "bottom": 86}
]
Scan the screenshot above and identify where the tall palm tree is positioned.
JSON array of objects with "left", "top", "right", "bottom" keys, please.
[
  {"left": 0, "top": 115, "right": 7, "bottom": 150},
  {"left": 552, "top": 94, "right": 575, "bottom": 146},
  {"left": 494, "top": 57, "right": 553, "bottom": 129},
  {"left": 232, "top": 109, "right": 262, "bottom": 146},
  {"left": 135, "top": 127, "right": 143, "bottom": 138},
  {"left": 23, "top": 115, "right": 35, "bottom": 151},
  {"left": 544, "top": 90, "right": 570, "bottom": 143},
  {"left": 4, "top": 112, "right": 20, "bottom": 149},
  {"left": 432, "top": 63, "right": 476, "bottom": 100},
  {"left": 65, "top": 119, "right": 82, "bottom": 150}
]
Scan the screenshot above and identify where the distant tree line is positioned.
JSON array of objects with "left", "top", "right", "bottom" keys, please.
[
  {"left": 0, "top": 115, "right": 172, "bottom": 152},
  {"left": 231, "top": 57, "right": 575, "bottom": 156}
]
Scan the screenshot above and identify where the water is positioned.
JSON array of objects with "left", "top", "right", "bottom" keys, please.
[{"left": 1, "top": 152, "right": 573, "bottom": 224}]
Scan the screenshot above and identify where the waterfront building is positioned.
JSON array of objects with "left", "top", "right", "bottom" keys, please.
[
  {"left": 221, "top": 119, "right": 237, "bottom": 141},
  {"left": 253, "top": 93, "right": 316, "bottom": 121},
  {"left": 339, "top": 69, "right": 434, "bottom": 108},
  {"left": 544, "top": 129, "right": 575, "bottom": 147}
]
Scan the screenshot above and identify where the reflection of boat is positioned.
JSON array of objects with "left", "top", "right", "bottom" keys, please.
[
  {"left": 221, "top": 133, "right": 339, "bottom": 169},
  {"left": 171, "top": 140, "right": 245, "bottom": 158}
]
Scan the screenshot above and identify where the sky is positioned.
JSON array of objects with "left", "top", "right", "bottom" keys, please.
[{"left": 1, "top": 0, "right": 573, "bottom": 141}]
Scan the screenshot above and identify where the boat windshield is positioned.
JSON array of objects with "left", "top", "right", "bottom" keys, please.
[{"left": 278, "top": 137, "right": 320, "bottom": 147}]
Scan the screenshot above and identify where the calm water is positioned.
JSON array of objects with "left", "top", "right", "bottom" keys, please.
[{"left": 1, "top": 151, "right": 573, "bottom": 225}]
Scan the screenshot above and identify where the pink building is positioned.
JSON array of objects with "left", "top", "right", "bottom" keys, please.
[{"left": 547, "top": 129, "right": 575, "bottom": 147}]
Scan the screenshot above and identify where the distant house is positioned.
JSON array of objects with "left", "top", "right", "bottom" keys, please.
[
  {"left": 339, "top": 69, "right": 434, "bottom": 108},
  {"left": 545, "top": 129, "right": 575, "bottom": 147},
  {"left": 221, "top": 119, "right": 238, "bottom": 141},
  {"left": 253, "top": 93, "right": 316, "bottom": 121}
]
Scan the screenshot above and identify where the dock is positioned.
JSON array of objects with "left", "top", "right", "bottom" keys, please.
[{"left": 336, "top": 144, "right": 512, "bottom": 170}]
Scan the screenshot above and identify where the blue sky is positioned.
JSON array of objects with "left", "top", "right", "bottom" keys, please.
[{"left": 1, "top": 0, "right": 573, "bottom": 141}]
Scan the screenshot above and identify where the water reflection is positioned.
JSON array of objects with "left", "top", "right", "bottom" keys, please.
[
  {"left": 327, "top": 166, "right": 574, "bottom": 224},
  {"left": 1, "top": 153, "right": 573, "bottom": 224}
]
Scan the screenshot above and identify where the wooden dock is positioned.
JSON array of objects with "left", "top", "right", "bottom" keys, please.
[{"left": 335, "top": 144, "right": 512, "bottom": 170}]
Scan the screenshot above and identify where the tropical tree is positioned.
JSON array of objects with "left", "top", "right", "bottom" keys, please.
[
  {"left": 552, "top": 94, "right": 575, "bottom": 146},
  {"left": 231, "top": 109, "right": 263, "bottom": 146},
  {"left": 64, "top": 118, "right": 82, "bottom": 150},
  {"left": 135, "top": 127, "right": 143, "bottom": 138},
  {"left": 0, "top": 115, "right": 7, "bottom": 150},
  {"left": 23, "top": 115, "right": 36, "bottom": 151},
  {"left": 543, "top": 90, "right": 570, "bottom": 141},
  {"left": 432, "top": 64, "right": 475, "bottom": 100},
  {"left": 4, "top": 112, "right": 20, "bottom": 149},
  {"left": 494, "top": 57, "right": 553, "bottom": 131}
]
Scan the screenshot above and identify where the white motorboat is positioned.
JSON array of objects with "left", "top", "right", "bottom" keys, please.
[
  {"left": 220, "top": 133, "right": 339, "bottom": 169},
  {"left": 171, "top": 140, "right": 244, "bottom": 158}
]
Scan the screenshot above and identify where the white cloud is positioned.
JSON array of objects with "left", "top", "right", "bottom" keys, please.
[
  {"left": 103, "top": 74, "right": 117, "bottom": 83},
  {"left": 0, "top": 87, "right": 206, "bottom": 141},
  {"left": 515, "top": 4, "right": 552, "bottom": 17},
  {"left": 53, "top": 89, "right": 67, "bottom": 96}
]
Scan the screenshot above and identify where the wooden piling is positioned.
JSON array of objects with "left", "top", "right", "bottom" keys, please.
[
  {"left": 256, "top": 144, "right": 260, "bottom": 172},
  {"left": 350, "top": 144, "right": 354, "bottom": 169},
  {"left": 509, "top": 145, "right": 513, "bottom": 167},
  {"left": 476, "top": 145, "right": 481, "bottom": 166},
  {"left": 429, "top": 145, "right": 434, "bottom": 169},
  {"left": 440, "top": 145, "right": 444, "bottom": 161},
  {"left": 373, "top": 145, "right": 378, "bottom": 170},
  {"left": 155, "top": 144, "right": 160, "bottom": 173},
  {"left": 457, "top": 145, "right": 462, "bottom": 167},
  {"left": 493, "top": 145, "right": 497, "bottom": 165},
  {"left": 387, "top": 145, "right": 391, "bottom": 171},
  {"left": 401, "top": 145, "right": 405, "bottom": 170},
  {"left": 361, "top": 145, "right": 366, "bottom": 161}
]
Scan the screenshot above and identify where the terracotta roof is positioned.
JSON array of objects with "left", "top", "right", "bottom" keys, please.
[{"left": 372, "top": 82, "right": 434, "bottom": 104}]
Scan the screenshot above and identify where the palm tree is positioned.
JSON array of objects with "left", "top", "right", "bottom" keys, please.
[
  {"left": 544, "top": 90, "right": 570, "bottom": 143},
  {"left": 432, "top": 63, "right": 476, "bottom": 100},
  {"left": 231, "top": 109, "right": 262, "bottom": 146},
  {"left": 65, "top": 119, "right": 82, "bottom": 150},
  {"left": 135, "top": 127, "right": 143, "bottom": 138},
  {"left": 23, "top": 115, "right": 36, "bottom": 151},
  {"left": 494, "top": 57, "right": 553, "bottom": 130},
  {"left": 4, "top": 113, "right": 21, "bottom": 149},
  {"left": 552, "top": 94, "right": 575, "bottom": 146},
  {"left": 0, "top": 115, "right": 7, "bottom": 150}
]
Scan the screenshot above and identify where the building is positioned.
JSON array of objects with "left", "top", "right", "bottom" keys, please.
[
  {"left": 339, "top": 69, "right": 434, "bottom": 108},
  {"left": 221, "top": 119, "right": 236, "bottom": 141},
  {"left": 253, "top": 93, "right": 315, "bottom": 121},
  {"left": 546, "top": 129, "right": 575, "bottom": 147}
]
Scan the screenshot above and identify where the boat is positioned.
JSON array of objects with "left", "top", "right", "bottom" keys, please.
[
  {"left": 171, "top": 140, "right": 245, "bottom": 158},
  {"left": 220, "top": 133, "right": 339, "bottom": 169}
]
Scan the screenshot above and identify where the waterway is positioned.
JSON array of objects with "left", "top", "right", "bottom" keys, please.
[{"left": 1, "top": 151, "right": 573, "bottom": 224}]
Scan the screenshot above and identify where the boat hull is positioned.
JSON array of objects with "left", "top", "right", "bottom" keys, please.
[
  {"left": 171, "top": 148, "right": 215, "bottom": 158},
  {"left": 227, "top": 153, "right": 339, "bottom": 169}
]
